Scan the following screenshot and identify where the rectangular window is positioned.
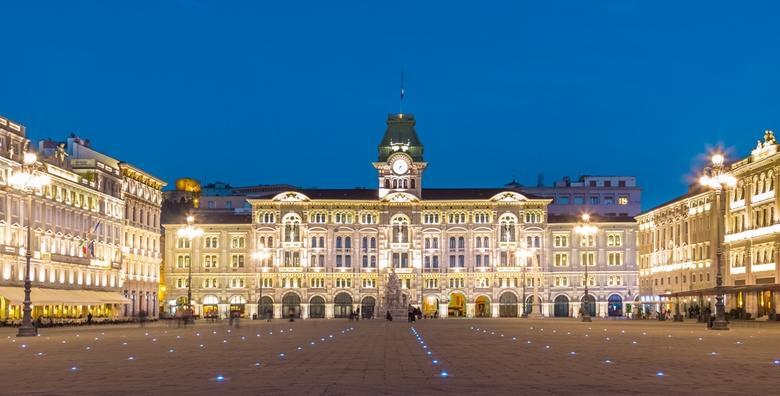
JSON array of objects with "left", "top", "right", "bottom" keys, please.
[
  {"left": 553, "top": 234, "right": 569, "bottom": 247},
  {"left": 607, "top": 252, "right": 622, "bottom": 266},
  {"left": 618, "top": 196, "right": 629, "bottom": 205},
  {"left": 231, "top": 254, "right": 245, "bottom": 268},
  {"left": 580, "top": 252, "right": 596, "bottom": 266},
  {"left": 573, "top": 196, "right": 584, "bottom": 205},
  {"left": 176, "top": 254, "right": 191, "bottom": 268},
  {"left": 203, "top": 254, "right": 218, "bottom": 268},
  {"left": 590, "top": 196, "right": 599, "bottom": 205},
  {"left": 554, "top": 253, "right": 569, "bottom": 267},
  {"left": 558, "top": 196, "right": 570, "bottom": 205},
  {"left": 607, "top": 233, "right": 622, "bottom": 247}
]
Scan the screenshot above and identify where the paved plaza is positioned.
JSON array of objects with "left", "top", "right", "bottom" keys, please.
[{"left": 1, "top": 318, "right": 778, "bottom": 395}]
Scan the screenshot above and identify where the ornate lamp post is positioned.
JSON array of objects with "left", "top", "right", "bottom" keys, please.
[
  {"left": 177, "top": 216, "right": 203, "bottom": 322},
  {"left": 699, "top": 153, "right": 736, "bottom": 331},
  {"left": 517, "top": 248, "right": 532, "bottom": 317},
  {"left": 11, "top": 152, "right": 51, "bottom": 337},
  {"left": 252, "top": 246, "right": 270, "bottom": 319},
  {"left": 575, "top": 213, "right": 598, "bottom": 322}
]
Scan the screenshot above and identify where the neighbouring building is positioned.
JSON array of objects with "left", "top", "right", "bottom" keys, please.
[
  {"left": 724, "top": 130, "right": 780, "bottom": 319},
  {"left": 638, "top": 130, "right": 780, "bottom": 321},
  {"left": 0, "top": 115, "right": 164, "bottom": 323},
  {"left": 517, "top": 175, "right": 641, "bottom": 218},
  {"left": 636, "top": 185, "right": 719, "bottom": 317},
  {"left": 162, "top": 113, "right": 639, "bottom": 319}
]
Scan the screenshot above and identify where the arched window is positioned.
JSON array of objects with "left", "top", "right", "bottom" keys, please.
[
  {"left": 370, "top": 237, "right": 376, "bottom": 249},
  {"left": 411, "top": 179, "right": 416, "bottom": 189},
  {"left": 391, "top": 216, "right": 409, "bottom": 243},
  {"left": 499, "top": 214, "right": 517, "bottom": 242},
  {"left": 283, "top": 214, "right": 301, "bottom": 242},
  {"left": 345, "top": 237, "right": 351, "bottom": 249},
  {"left": 449, "top": 237, "right": 457, "bottom": 250},
  {"left": 458, "top": 237, "right": 465, "bottom": 249},
  {"left": 336, "top": 236, "right": 342, "bottom": 249}
]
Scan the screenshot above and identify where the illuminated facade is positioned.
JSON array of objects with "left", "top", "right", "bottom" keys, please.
[
  {"left": 0, "top": 115, "right": 164, "bottom": 322},
  {"left": 636, "top": 187, "right": 719, "bottom": 315},
  {"left": 724, "top": 130, "right": 780, "bottom": 319},
  {"left": 163, "top": 113, "right": 639, "bottom": 319}
]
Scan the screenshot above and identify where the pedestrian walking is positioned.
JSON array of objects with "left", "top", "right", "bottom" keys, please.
[{"left": 87, "top": 312, "right": 93, "bottom": 326}]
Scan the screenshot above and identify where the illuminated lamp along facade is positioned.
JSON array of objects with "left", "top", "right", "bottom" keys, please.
[{"left": 163, "top": 113, "right": 638, "bottom": 319}]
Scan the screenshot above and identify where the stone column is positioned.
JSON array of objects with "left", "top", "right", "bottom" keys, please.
[
  {"left": 325, "top": 303, "right": 334, "bottom": 319},
  {"left": 438, "top": 303, "right": 448, "bottom": 318},
  {"left": 301, "top": 303, "right": 309, "bottom": 319},
  {"left": 466, "top": 303, "right": 475, "bottom": 318},
  {"left": 273, "top": 303, "right": 282, "bottom": 319}
]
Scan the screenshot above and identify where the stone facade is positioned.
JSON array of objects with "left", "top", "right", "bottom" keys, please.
[
  {"left": 162, "top": 113, "right": 639, "bottom": 319},
  {"left": 724, "top": 130, "right": 780, "bottom": 318},
  {"left": 636, "top": 188, "right": 719, "bottom": 315},
  {"left": 0, "top": 114, "right": 164, "bottom": 322}
]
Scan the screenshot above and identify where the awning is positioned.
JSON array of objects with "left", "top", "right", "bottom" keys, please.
[
  {"left": 659, "top": 284, "right": 780, "bottom": 299},
  {"left": 0, "top": 287, "right": 131, "bottom": 305}
]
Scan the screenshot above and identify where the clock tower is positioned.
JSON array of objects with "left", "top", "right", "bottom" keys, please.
[{"left": 374, "top": 113, "right": 427, "bottom": 199}]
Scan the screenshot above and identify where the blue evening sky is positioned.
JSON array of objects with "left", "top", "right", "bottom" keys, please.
[{"left": 1, "top": 1, "right": 779, "bottom": 209}]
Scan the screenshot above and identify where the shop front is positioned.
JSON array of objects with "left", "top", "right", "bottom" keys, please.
[{"left": 0, "top": 286, "right": 130, "bottom": 325}]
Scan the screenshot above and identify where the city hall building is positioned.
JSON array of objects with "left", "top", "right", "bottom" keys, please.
[{"left": 163, "top": 113, "right": 639, "bottom": 319}]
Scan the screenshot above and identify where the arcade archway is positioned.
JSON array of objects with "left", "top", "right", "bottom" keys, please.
[
  {"left": 448, "top": 292, "right": 465, "bottom": 317},
  {"left": 475, "top": 295, "right": 491, "bottom": 318},
  {"left": 499, "top": 292, "right": 518, "bottom": 317},
  {"left": 554, "top": 295, "right": 570, "bottom": 317}
]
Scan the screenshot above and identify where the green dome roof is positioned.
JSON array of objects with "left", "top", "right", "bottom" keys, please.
[{"left": 377, "top": 113, "right": 424, "bottom": 162}]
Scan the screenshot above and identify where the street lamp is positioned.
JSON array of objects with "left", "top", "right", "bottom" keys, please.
[
  {"left": 252, "top": 247, "right": 270, "bottom": 319},
  {"left": 11, "top": 152, "right": 51, "bottom": 337},
  {"left": 575, "top": 213, "right": 598, "bottom": 322},
  {"left": 517, "top": 248, "right": 532, "bottom": 317},
  {"left": 699, "top": 153, "right": 737, "bottom": 331},
  {"left": 177, "top": 216, "right": 203, "bottom": 322}
]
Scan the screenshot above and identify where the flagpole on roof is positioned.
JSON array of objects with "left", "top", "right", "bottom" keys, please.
[{"left": 399, "top": 70, "right": 405, "bottom": 115}]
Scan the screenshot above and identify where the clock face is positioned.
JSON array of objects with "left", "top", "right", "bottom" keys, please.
[{"left": 392, "top": 159, "right": 409, "bottom": 175}]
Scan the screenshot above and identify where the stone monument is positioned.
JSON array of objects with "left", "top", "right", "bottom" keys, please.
[{"left": 381, "top": 270, "right": 408, "bottom": 320}]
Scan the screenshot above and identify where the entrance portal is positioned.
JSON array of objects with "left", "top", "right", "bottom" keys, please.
[
  {"left": 309, "top": 296, "right": 325, "bottom": 318},
  {"left": 499, "top": 292, "right": 518, "bottom": 317},
  {"left": 554, "top": 295, "right": 569, "bottom": 317},
  {"left": 475, "top": 296, "right": 491, "bottom": 318},
  {"left": 334, "top": 293, "right": 353, "bottom": 318},
  {"left": 607, "top": 294, "right": 623, "bottom": 317},
  {"left": 361, "top": 297, "right": 376, "bottom": 319},
  {"left": 257, "top": 296, "right": 273, "bottom": 319},
  {"left": 282, "top": 293, "right": 301, "bottom": 319},
  {"left": 448, "top": 293, "right": 465, "bottom": 317}
]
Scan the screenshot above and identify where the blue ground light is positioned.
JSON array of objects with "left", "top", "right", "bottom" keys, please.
[
  {"left": 440, "top": 371, "right": 449, "bottom": 378},
  {"left": 656, "top": 372, "right": 665, "bottom": 377},
  {"left": 215, "top": 375, "right": 225, "bottom": 382}
]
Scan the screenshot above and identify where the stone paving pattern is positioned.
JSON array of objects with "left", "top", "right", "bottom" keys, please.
[{"left": 1, "top": 319, "right": 778, "bottom": 395}]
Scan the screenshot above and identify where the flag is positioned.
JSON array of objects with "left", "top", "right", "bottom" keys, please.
[
  {"left": 88, "top": 240, "right": 95, "bottom": 257},
  {"left": 90, "top": 220, "right": 102, "bottom": 234},
  {"left": 400, "top": 70, "right": 405, "bottom": 100},
  {"left": 79, "top": 237, "right": 88, "bottom": 255}
]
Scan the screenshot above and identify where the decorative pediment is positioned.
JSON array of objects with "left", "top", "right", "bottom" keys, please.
[
  {"left": 490, "top": 191, "right": 528, "bottom": 202},
  {"left": 272, "top": 191, "right": 311, "bottom": 202},
  {"left": 382, "top": 192, "right": 420, "bottom": 203}
]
